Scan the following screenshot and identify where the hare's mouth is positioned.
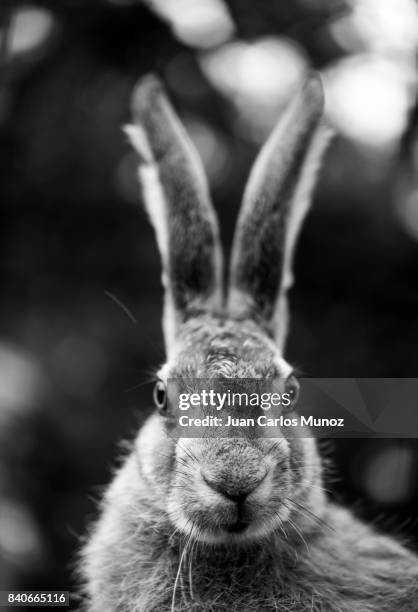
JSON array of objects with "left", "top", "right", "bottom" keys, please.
[
  {"left": 226, "top": 519, "right": 250, "bottom": 533},
  {"left": 168, "top": 499, "right": 290, "bottom": 545},
  {"left": 191, "top": 521, "right": 257, "bottom": 544},
  {"left": 187, "top": 514, "right": 287, "bottom": 545}
]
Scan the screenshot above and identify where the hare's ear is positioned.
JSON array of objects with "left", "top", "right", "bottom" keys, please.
[
  {"left": 228, "top": 75, "right": 331, "bottom": 348},
  {"left": 126, "top": 76, "right": 223, "bottom": 353}
]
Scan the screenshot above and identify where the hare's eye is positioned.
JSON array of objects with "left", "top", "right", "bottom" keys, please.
[
  {"left": 285, "top": 374, "right": 300, "bottom": 408},
  {"left": 153, "top": 380, "right": 167, "bottom": 413}
]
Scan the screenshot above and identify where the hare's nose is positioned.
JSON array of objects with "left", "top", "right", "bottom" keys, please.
[{"left": 202, "top": 472, "right": 266, "bottom": 504}]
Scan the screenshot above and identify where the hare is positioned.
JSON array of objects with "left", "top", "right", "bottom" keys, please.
[{"left": 80, "top": 75, "right": 418, "bottom": 611}]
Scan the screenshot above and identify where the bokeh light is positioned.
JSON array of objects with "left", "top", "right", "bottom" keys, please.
[
  {"left": 325, "top": 56, "right": 414, "bottom": 149},
  {"left": 183, "top": 116, "right": 231, "bottom": 187},
  {"left": 331, "top": 0, "right": 418, "bottom": 57},
  {"left": 397, "top": 191, "right": 418, "bottom": 240},
  {"left": 359, "top": 443, "right": 415, "bottom": 504},
  {"left": 201, "top": 37, "right": 307, "bottom": 140},
  {"left": 0, "top": 342, "right": 44, "bottom": 424},
  {"left": 0, "top": 499, "right": 44, "bottom": 567},
  {"left": 6, "top": 7, "right": 54, "bottom": 57},
  {"left": 146, "top": 0, "right": 235, "bottom": 49}
]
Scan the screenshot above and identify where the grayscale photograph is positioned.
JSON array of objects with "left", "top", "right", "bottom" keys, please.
[{"left": 0, "top": 1, "right": 417, "bottom": 610}]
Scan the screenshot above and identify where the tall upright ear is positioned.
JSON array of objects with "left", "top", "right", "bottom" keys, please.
[
  {"left": 125, "top": 75, "right": 223, "bottom": 354},
  {"left": 228, "top": 75, "right": 332, "bottom": 349}
]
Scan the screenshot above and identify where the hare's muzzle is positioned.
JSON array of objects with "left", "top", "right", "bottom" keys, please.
[
  {"left": 170, "top": 437, "right": 291, "bottom": 542},
  {"left": 201, "top": 466, "right": 268, "bottom": 534}
]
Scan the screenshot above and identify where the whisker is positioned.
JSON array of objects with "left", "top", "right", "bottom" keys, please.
[
  {"left": 284, "top": 513, "right": 310, "bottom": 554},
  {"left": 104, "top": 290, "right": 137, "bottom": 324},
  {"left": 285, "top": 497, "right": 335, "bottom": 533}
]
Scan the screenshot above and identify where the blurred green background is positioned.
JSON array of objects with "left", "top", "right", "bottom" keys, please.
[{"left": 0, "top": 0, "right": 417, "bottom": 603}]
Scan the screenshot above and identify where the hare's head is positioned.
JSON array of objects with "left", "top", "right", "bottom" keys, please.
[{"left": 126, "top": 76, "right": 331, "bottom": 545}]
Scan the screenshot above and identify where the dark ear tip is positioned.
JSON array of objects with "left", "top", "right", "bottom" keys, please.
[{"left": 131, "top": 73, "right": 168, "bottom": 120}]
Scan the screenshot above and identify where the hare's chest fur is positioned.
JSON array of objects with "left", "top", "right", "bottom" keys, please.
[{"left": 82, "top": 459, "right": 418, "bottom": 612}]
